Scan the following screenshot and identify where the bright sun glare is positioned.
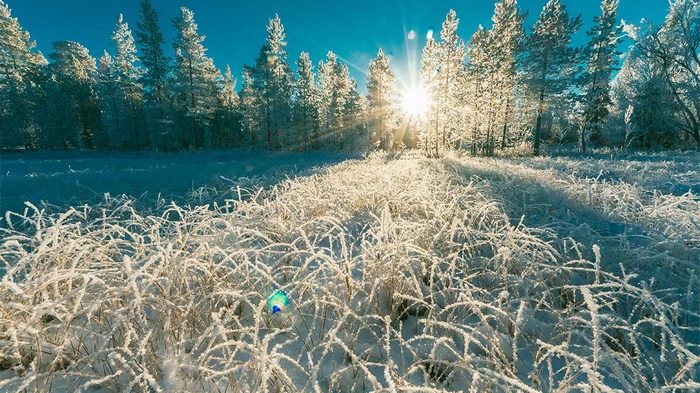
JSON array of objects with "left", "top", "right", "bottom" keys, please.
[{"left": 401, "top": 87, "right": 430, "bottom": 117}]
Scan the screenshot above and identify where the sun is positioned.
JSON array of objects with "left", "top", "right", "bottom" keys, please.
[{"left": 401, "top": 87, "right": 430, "bottom": 117}]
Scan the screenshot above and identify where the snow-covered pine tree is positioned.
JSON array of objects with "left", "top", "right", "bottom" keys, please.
[
  {"left": 98, "top": 50, "right": 121, "bottom": 150},
  {"left": 214, "top": 64, "right": 242, "bottom": 148},
  {"left": 342, "top": 73, "right": 364, "bottom": 150},
  {"left": 0, "top": 0, "right": 47, "bottom": 150},
  {"left": 437, "top": 10, "right": 467, "bottom": 151},
  {"left": 420, "top": 10, "right": 466, "bottom": 156},
  {"left": 580, "top": 0, "right": 622, "bottom": 151},
  {"left": 366, "top": 48, "right": 398, "bottom": 151},
  {"left": 242, "top": 48, "right": 268, "bottom": 150},
  {"left": 488, "top": 0, "right": 527, "bottom": 151},
  {"left": 110, "top": 14, "right": 146, "bottom": 150},
  {"left": 172, "top": 7, "right": 221, "bottom": 149},
  {"left": 263, "top": 15, "right": 294, "bottom": 150},
  {"left": 419, "top": 36, "right": 440, "bottom": 156},
  {"left": 292, "top": 51, "right": 320, "bottom": 151},
  {"left": 521, "top": 0, "right": 582, "bottom": 155},
  {"left": 353, "top": 92, "right": 371, "bottom": 149},
  {"left": 318, "top": 51, "right": 353, "bottom": 150},
  {"left": 136, "top": 0, "right": 171, "bottom": 151},
  {"left": 45, "top": 41, "right": 102, "bottom": 150},
  {"left": 465, "top": 25, "right": 491, "bottom": 155}
]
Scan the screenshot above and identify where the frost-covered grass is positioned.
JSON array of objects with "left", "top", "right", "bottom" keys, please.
[{"left": 0, "top": 150, "right": 698, "bottom": 392}]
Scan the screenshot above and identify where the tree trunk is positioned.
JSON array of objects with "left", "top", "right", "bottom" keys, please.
[
  {"left": 534, "top": 89, "right": 545, "bottom": 156},
  {"left": 501, "top": 97, "right": 511, "bottom": 150}
]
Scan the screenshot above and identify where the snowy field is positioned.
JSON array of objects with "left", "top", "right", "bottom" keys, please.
[
  {"left": 0, "top": 150, "right": 698, "bottom": 392},
  {"left": 0, "top": 150, "right": 353, "bottom": 218}
]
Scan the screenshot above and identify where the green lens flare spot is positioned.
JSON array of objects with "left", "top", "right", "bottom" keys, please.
[{"left": 268, "top": 290, "right": 290, "bottom": 315}]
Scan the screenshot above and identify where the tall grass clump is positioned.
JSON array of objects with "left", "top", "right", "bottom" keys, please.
[{"left": 1, "top": 151, "right": 698, "bottom": 392}]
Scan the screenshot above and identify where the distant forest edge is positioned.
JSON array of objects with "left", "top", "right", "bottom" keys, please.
[{"left": 1, "top": 0, "right": 699, "bottom": 155}]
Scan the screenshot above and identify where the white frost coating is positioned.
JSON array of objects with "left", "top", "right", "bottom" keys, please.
[{"left": 0, "top": 151, "right": 697, "bottom": 392}]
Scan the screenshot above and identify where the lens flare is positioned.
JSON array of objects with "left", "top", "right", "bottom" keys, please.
[
  {"left": 268, "top": 290, "right": 290, "bottom": 315},
  {"left": 408, "top": 30, "right": 416, "bottom": 40}
]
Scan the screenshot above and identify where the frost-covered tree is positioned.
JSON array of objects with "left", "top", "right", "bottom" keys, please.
[
  {"left": 489, "top": 0, "right": 527, "bottom": 151},
  {"left": 614, "top": 47, "right": 679, "bottom": 147},
  {"left": 238, "top": 68, "right": 261, "bottom": 149},
  {"left": 136, "top": 0, "right": 171, "bottom": 151},
  {"left": 420, "top": 37, "right": 440, "bottom": 155},
  {"left": 98, "top": 50, "right": 121, "bottom": 149},
  {"left": 0, "top": 0, "right": 46, "bottom": 150},
  {"left": 366, "top": 48, "right": 398, "bottom": 150},
  {"left": 107, "top": 14, "right": 146, "bottom": 150},
  {"left": 292, "top": 52, "right": 320, "bottom": 151},
  {"left": 465, "top": 25, "right": 492, "bottom": 155},
  {"left": 172, "top": 7, "right": 220, "bottom": 149},
  {"left": 264, "top": 15, "right": 294, "bottom": 149},
  {"left": 214, "top": 64, "right": 242, "bottom": 148},
  {"left": 318, "top": 51, "right": 354, "bottom": 150},
  {"left": 420, "top": 10, "right": 466, "bottom": 156},
  {"left": 243, "top": 46, "right": 269, "bottom": 150},
  {"left": 625, "top": 0, "right": 700, "bottom": 148},
  {"left": 343, "top": 76, "right": 366, "bottom": 150},
  {"left": 45, "top": 41, "right": 102, "bottom": 150},
  {"left": 245, "top": 15, "right": 294, "bottom": 150},
  {"left": 521, "top": 0, "right": 582, "bottom": 155},
  {"left": 580, "top": 0, "right": 622, "bottom": 151}
]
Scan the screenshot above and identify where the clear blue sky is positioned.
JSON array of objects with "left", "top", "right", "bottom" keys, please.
[{"left": 8, "top": 0, "right": 670, "bottom": 92}]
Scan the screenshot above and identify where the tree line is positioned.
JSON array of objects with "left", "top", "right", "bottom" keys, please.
[
  {"left": 413, "top": 0, "right": 699, "bottom": 156},
  {"left": 1, "top": 0, "right": 698, "bottom": 154}
]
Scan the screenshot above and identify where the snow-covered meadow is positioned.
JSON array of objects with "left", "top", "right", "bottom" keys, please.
[
  {"left": 0, "top": 150, "right": 353, "bottom": 218},
  {"left": 0, "top": 150, "right": 698, "bottom": 392}
]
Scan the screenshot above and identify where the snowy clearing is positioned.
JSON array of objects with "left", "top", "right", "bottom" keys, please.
[
  {"left": 0, "top": 150, "right": 353, "bottom": 218},
  {"left": 0, "top": 151, "right": 698, "bottom": 392}
]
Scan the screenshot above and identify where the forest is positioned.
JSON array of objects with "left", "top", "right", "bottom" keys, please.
[{"left": 1, "top": 0, "right": 698, "bottom": 155}]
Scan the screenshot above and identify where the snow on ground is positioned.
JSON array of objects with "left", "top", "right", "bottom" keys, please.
[
  {"left": 1, "top": 150, "right": 353, "bottom": 218},
  {"left": 0, "top": 150, "right": 698, "bottom": 392}
]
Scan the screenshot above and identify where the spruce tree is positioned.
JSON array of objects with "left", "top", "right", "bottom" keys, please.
[
  {"left": 366, "top": 48, "right": 398, "bottom": 151},
  {"left": 245, "top": 15, "right": 294, "bottom": 150},
  {"left": 98, "top": 50, "right": 122, "bottom": 149},
  {"left": 215, "top": 64, "right": 242, "bottom": 148},
  {"left": 135, "top": 0, "right": 171, "bottom": 150},
  {"left": 419, "top": 37, "right": 440, "bottom": 156},
  {"left": 465, "top": 25, "right": 492, "bottom": 155},
  {"left": 111, "top": 14, "right": 146, "bottom": 150},
  {"left": 521, "top": 0, "right": 582, "bottom": 155},
  {"left": 172, "top": 7, "right": 220, "bottom": 149},
  {"left": 264, "top": 15, "right": 294, "bottom": 149},
  {"left": 292, "top": 52, "right": 320, "bottom": 151},
  {"left": 0, "top": 0, "right": 47, "bottom": 149},
  {"left": 420, "top": 10, "right": 466, "bottom": 156},
  {"left": 489, "top": 0, "right": 527, "bottom": 151},
  {"left": 318, "top": 51, "right": 353, "bottom": 150},
  {"left": 239, "top": 68, "right": 261, "bottom": 149},
  {"left": 46, "top": 41, "right": 102, "bottom": 150},
  {"left": 580, "top": 0, "right": 622, "bottom": 151},
  {"left": 438, "top": 11, "right": 466, "bottom": 152}
]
